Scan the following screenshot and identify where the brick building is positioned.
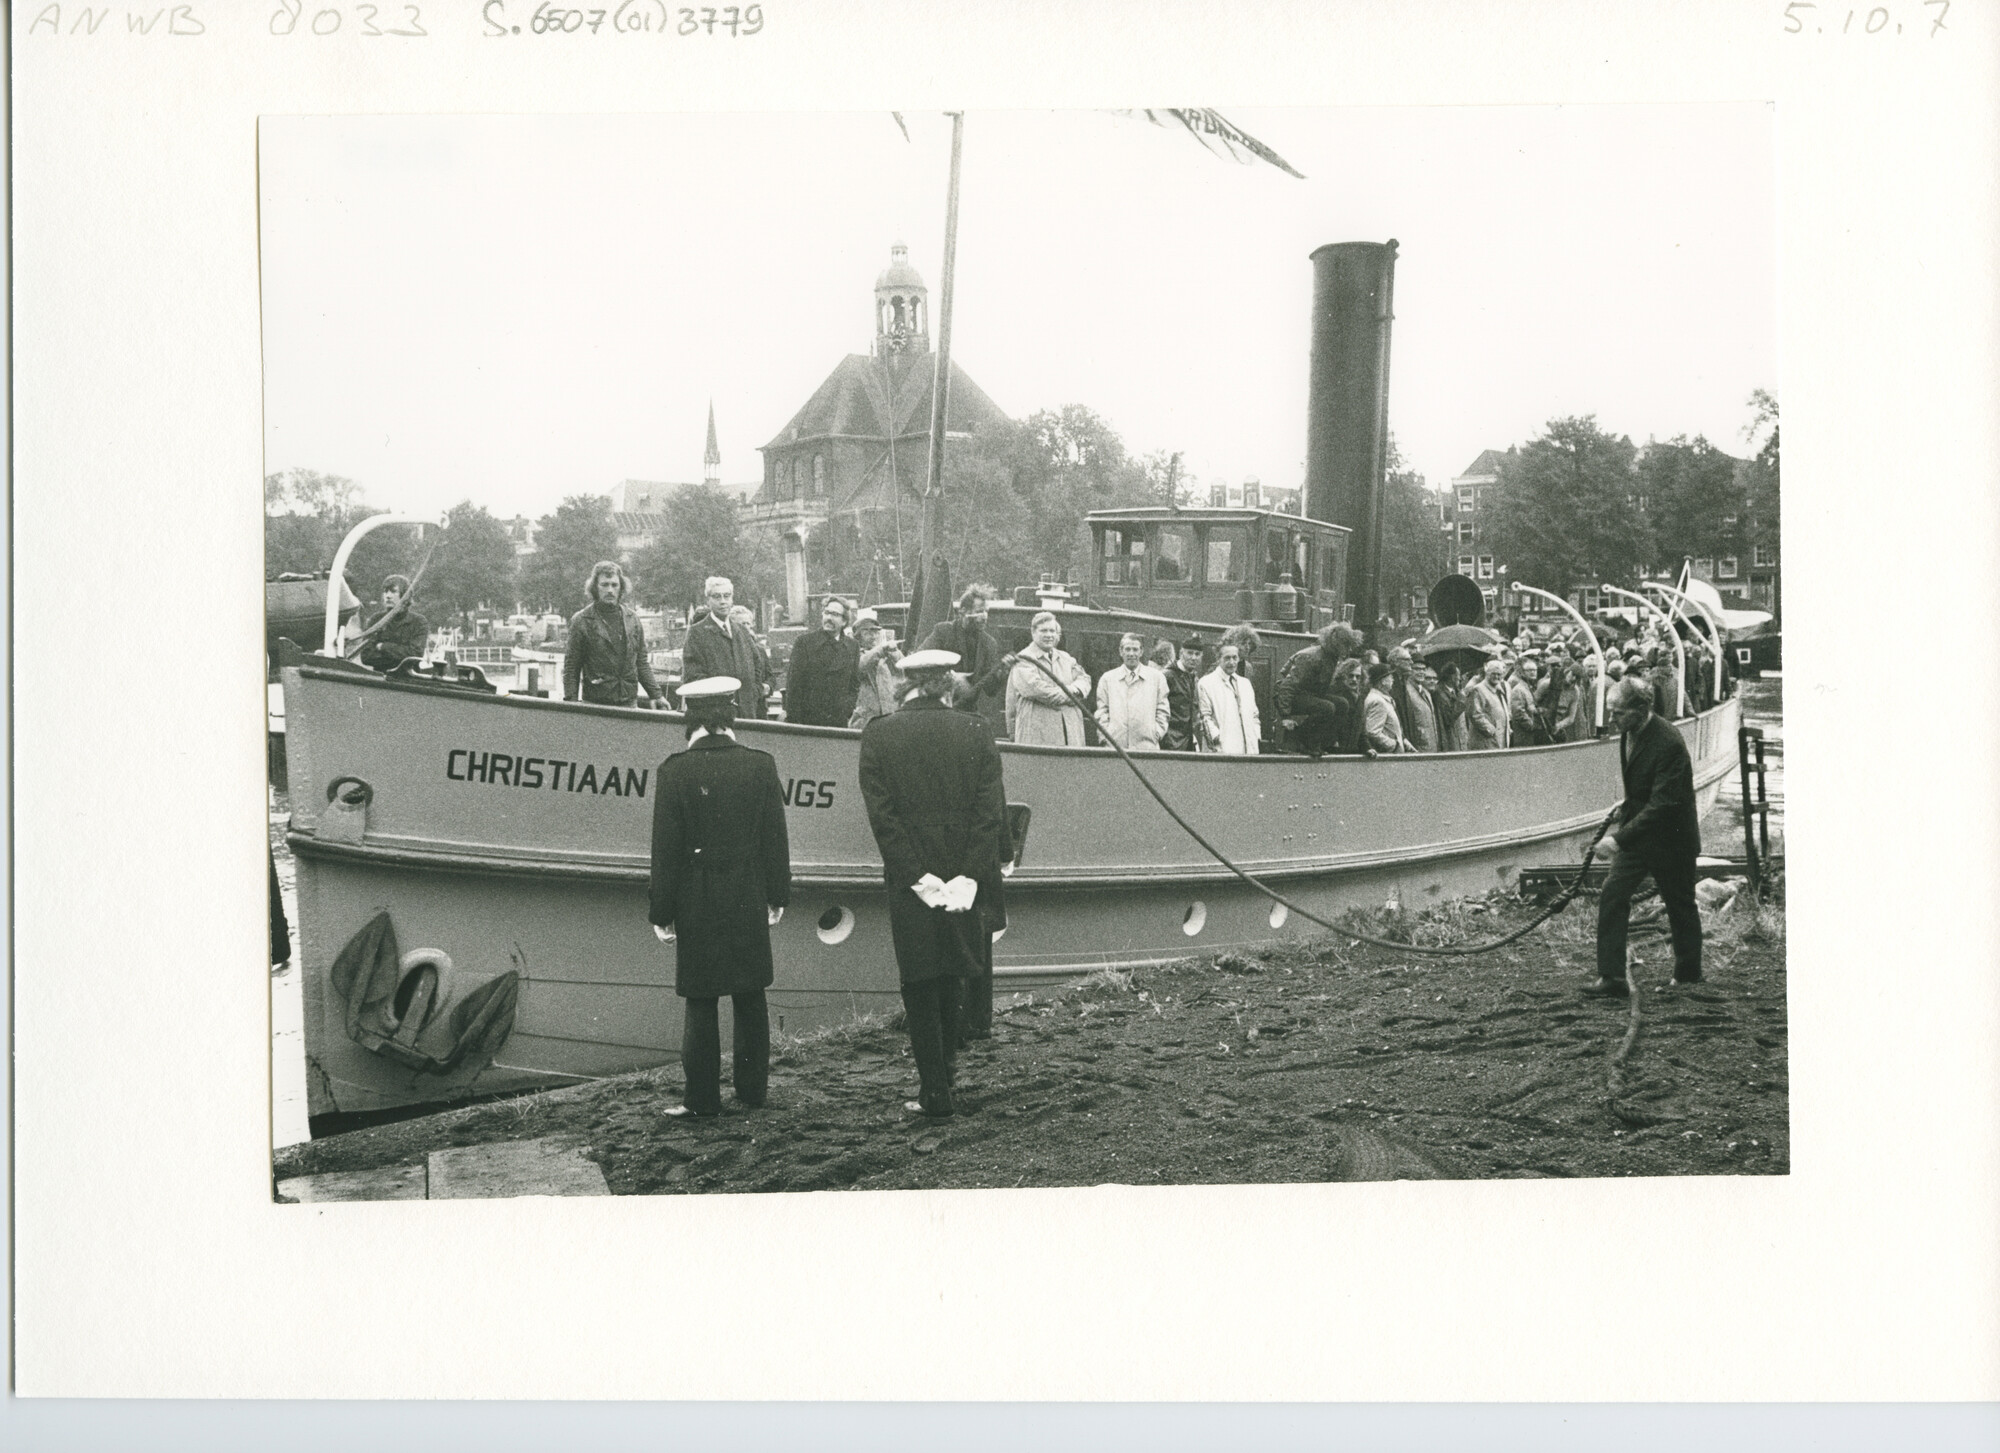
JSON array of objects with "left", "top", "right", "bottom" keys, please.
[{"left": 749, "top": 243, "right": 1010, "bottom": 621}]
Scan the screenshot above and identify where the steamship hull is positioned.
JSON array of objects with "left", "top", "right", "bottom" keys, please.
[{"left": 285, "top": 663, "right": 1741, "bottom": 1119}]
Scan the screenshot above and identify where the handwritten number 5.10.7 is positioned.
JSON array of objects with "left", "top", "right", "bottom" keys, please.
[{"left": 1783, "top": 1, "right": 1950, "bottom": 34}]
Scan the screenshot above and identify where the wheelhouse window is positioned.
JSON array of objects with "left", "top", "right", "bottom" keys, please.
[
  {"left": 1099, "top": 528, "right": 1146, "bottom": 586},
  {"left": 1153, "top": 523, "right": 1194, "bottom": 583},
  {"left": 1262, "top": 529, "right": 1292, "bottom": 585},
  {"left": 1204, "top": 526, "right": 1247, "bottom": 585},
  {"left": 1293, "top": 534, "right": 1314, "bottom": 592}
]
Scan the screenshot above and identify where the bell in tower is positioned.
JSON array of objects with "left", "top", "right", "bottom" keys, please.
[{"left": 872, "top": 242, "right": 930, "bottom": 358}]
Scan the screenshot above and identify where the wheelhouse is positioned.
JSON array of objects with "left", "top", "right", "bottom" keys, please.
[{"left": 1087, "top": 507, "right": 1352, "bottom": 630}]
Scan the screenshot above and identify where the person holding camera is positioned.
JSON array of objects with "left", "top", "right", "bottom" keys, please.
[{"left": 847, "top": 609, "right": 907, "bottom": 729}]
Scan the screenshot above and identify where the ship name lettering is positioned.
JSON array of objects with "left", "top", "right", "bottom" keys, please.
[
  {"left": 447, "top": 748, "right": 647, "bottom": 797},
  {"left": 781, "top": 777, "right": 835, "bottom": 809}
]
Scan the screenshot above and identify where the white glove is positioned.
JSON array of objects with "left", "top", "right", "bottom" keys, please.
[
  {"left": 767, "top": 905, "right": 785, "bottom": 926},
  {"left": 912, "top": 874, "right": 950, "bottom": 908},
  {"left": 653, "top": 924, "right": 676, "bottom": 943}
]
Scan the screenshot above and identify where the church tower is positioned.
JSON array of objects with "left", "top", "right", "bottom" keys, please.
[
  {"left": 872, "top": 242, "right": 930, "bottom": 358},
  {"left": 703, "top": 400, "right": 721, "bottom": 487}
]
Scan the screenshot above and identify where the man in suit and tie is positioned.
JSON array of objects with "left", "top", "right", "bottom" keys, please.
[{"left": 679, "top": 576, "right": 768, "bottom": 720}]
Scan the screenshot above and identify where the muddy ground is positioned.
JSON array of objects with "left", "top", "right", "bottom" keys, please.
[{"left": 274, "top": 885, "right": 1787, "bottom": 1194}]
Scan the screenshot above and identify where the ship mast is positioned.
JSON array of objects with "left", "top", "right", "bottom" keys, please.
[{"left": 911, "top": 112, "right": 963, "bottom": 645}]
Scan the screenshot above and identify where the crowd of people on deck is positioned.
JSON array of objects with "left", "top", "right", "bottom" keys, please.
[{"left": 457, "top": 561, "right": 1727, "bottom": 757}]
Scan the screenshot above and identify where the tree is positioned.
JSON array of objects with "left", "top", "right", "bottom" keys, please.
[
  {"left": 421, "top": 501, "right": 519, "bottom": 620},
  {"left": 801, "top": 406, "right": 1158, "bottom": 611},
  {"left": 1743, "top": 388, "right": 1780, "bottom": 539},
  {"left": 518, "top": 495, "right": 619, "bottom": 614},
  {"left": 630, "top": 484, "right": 781, "bottom": 615},
  {"left": 1377, "top": 436, "right": 1451, "bottom": 619},
  {"left": 264, "top": 469, "right": 420, "bottom": 591},
  {"left": 1481, "top": 416, "right": 1650, "bottom": 599},
  {"left": 1015, "top": 405, "right": 1156, "bottom": 580},
  {"left": 1639, "top": 435, "right": 1744, "bottom": 567}
]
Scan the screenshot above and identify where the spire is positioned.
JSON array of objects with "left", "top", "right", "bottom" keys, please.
[{"left": 703, "top": 401, "right": 720, "bottom": 486}]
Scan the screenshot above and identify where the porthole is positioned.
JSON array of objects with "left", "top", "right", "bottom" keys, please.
[
  {"left": 1181, "top": 901, "right": 1207, "bottom": 937},
  {"left": 816, "top": 906, "right": 856, "bottom": 945},
  {"left": 1268, "top": 902, "right": 1289, "bottom": 929}
]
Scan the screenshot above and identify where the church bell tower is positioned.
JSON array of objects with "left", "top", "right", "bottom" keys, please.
[{"left": 872, "top": 242, "right": 930, "bottom": 358}]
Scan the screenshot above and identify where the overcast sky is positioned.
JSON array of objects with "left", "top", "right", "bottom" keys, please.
[{"left": 260, "top": 104, "right": 1774, "bottom": 522}]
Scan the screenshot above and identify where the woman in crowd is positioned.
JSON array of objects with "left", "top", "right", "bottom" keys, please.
[{"left": 1329, "top": 656, "right": 1371, "bottom": 755}]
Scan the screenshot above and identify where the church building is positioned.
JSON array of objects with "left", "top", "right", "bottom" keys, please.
[{"left": 750, "top": 243, "right": 1010, "bottom": 620}]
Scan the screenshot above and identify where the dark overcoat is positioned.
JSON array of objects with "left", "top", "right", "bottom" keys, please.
[
  {"left": 681, "top": 612, "right": 768, "bottom": 718},
  {"left": 920, "top": 617, "right": 1009, "bottom": 738},
  {"left": 564, "top": 602, "right": 662, "bottom": 706},
  {"left": 648, "top": 734, "right": 792, "bottom": 998},
  {"left": 857, "top": 697, "right": 1011, "bottom": 985},
  {"left": 783, "top": 628, "right": 860, "bottom": 727},
  {"left": 1613, "top": 712, "right": 1701, "bottom": 864},
  {"left": 1162, "top": 665, "right": 1202, "bottom": 751}
]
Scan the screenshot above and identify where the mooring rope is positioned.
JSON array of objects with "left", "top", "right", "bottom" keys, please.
[{"left": 1019, "top": 654, "right": 1617, "bottom": 957}]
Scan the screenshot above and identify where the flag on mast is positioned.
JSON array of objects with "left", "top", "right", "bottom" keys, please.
[{"left": 1123, "top": 108, "right": 1306, "bottom": 178}]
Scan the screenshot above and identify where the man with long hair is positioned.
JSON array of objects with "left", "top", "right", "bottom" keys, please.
[{"left": 563, "top": 560, "right": 665, "bottom": 709}]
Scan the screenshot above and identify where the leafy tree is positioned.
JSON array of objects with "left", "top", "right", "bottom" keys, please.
[
  {"left": 421, "top": 501, "right": 518, "bottom": 621},
  {"left": 1014, "top": 405, "right": 1156, "bottom": 580},
  {"left": 1481, "top": 416, "right": 1650, "bottom": 599},
  {"left": 1638, "top": 435, "right": 1744, "bottom": 567},
  {"left": 1743, "top": 388, "right": 1780, "bottom": 537},
  {"left": 1377, "top": 436, "right": 1451, "bottom": 620},
  {"left": 518, "top": 495, "right": 619, "bottom": 614},
  {"left": 630, "top": 484, "right": 782, "bottom": 615},
  {"left": 264, "top": 469, "right": 420, "bottom": 593}
]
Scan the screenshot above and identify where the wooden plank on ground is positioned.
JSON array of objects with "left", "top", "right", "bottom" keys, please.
[
  {"left": 426, "top": 1137, "right": 610, "bottom": 1199},
  {"left": 277, "top": 1164, "right": 428, "bottom": 1203}
]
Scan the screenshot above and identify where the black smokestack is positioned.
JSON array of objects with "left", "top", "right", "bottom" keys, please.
[{"left": 1304, "top": 240, "right": 1397, "bottom": 638}]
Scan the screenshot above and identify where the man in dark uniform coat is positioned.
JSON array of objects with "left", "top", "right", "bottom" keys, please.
[
  {"left": 648, "top": 676, "right": 792, "bottom": 1116},
  {"left": 857, "top": 650, "right": 1011, "bottom": 1118},
  {"left": 356, "top": 574, "right": 431, "bottom": 672},
  {"left": 680, "top": 575, "right": 767, "bottom": 720},
  {"left": 782, "top": 596, "right": 861, "bottom": 726},
  {"left": 1587, "top": 678, "right": 1704, "bottom": 996}
]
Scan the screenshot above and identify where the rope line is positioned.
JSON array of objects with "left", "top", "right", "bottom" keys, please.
[{"left": 1018, "top": 655, "right": 1618, "bottom": 958}]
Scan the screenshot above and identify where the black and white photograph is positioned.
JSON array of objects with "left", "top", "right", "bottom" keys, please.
[
  {"left": 14, "top": 0, "right": 1998, "bottom": 1422},
  {"left": 263, "top": 105, "right": 1787, "bottom": 1201}
]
